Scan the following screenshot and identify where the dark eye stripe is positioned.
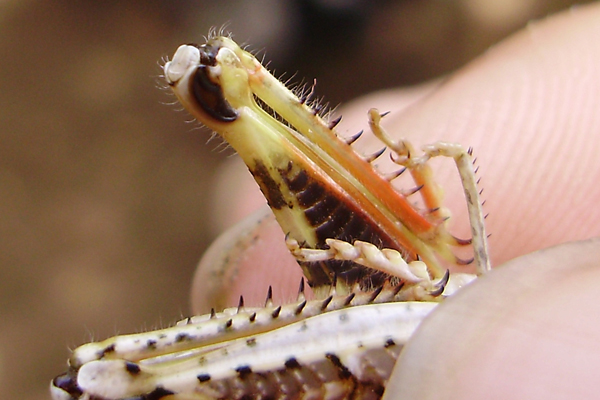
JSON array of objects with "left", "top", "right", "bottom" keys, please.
[{"left": 191, "top": 65, "right": 238, "bottom": 122}]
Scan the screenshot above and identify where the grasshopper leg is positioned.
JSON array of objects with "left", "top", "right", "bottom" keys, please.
[{"left": 368, "top": 109, "right": 491, "bottom": 275}]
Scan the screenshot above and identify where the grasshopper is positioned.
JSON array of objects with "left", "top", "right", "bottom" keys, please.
[{"left": 51, "top": 33, "right": 489, "bottom": 400}]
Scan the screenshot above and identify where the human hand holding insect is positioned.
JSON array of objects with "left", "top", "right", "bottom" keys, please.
[
  {"left": 56, "top": 27, "right": 490, "bottom": 400},
  {"left": 51, "top": 5, "right": 600, "bottom": 399},
  {"left": 56, "top": 28, "right": 488, "bottom": 399},
  {"left": 194, "top": 4, "right": 600, "bottom": 399}
]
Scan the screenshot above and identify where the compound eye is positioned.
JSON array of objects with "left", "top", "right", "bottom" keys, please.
[{"left": 191, "top": 65, "right": 238, "bottom": 122}]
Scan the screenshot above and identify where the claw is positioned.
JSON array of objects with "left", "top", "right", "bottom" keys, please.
[{"left": 430, "top": 270, "right": 450, "bottom": 297}]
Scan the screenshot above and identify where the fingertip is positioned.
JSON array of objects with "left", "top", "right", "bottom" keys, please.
[{"left": 385, "top": 238, "right": 600, "bottom": 400}]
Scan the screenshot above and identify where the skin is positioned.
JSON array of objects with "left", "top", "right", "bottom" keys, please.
[{"left": 193, "top": 3, "right": 600, "bottom": 398}]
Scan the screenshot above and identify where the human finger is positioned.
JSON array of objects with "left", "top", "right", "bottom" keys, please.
[{"left": 384, "top": 238, "right": 600, "bottom": 400}]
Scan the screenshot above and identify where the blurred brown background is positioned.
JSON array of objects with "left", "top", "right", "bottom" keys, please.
[{"left": 0, "top": 1, "right": 589, "bottom": 398}]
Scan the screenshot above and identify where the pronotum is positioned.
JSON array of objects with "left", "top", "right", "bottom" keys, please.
[{"left": 51, "top": 32, "right": 490, "bottom": 400}]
